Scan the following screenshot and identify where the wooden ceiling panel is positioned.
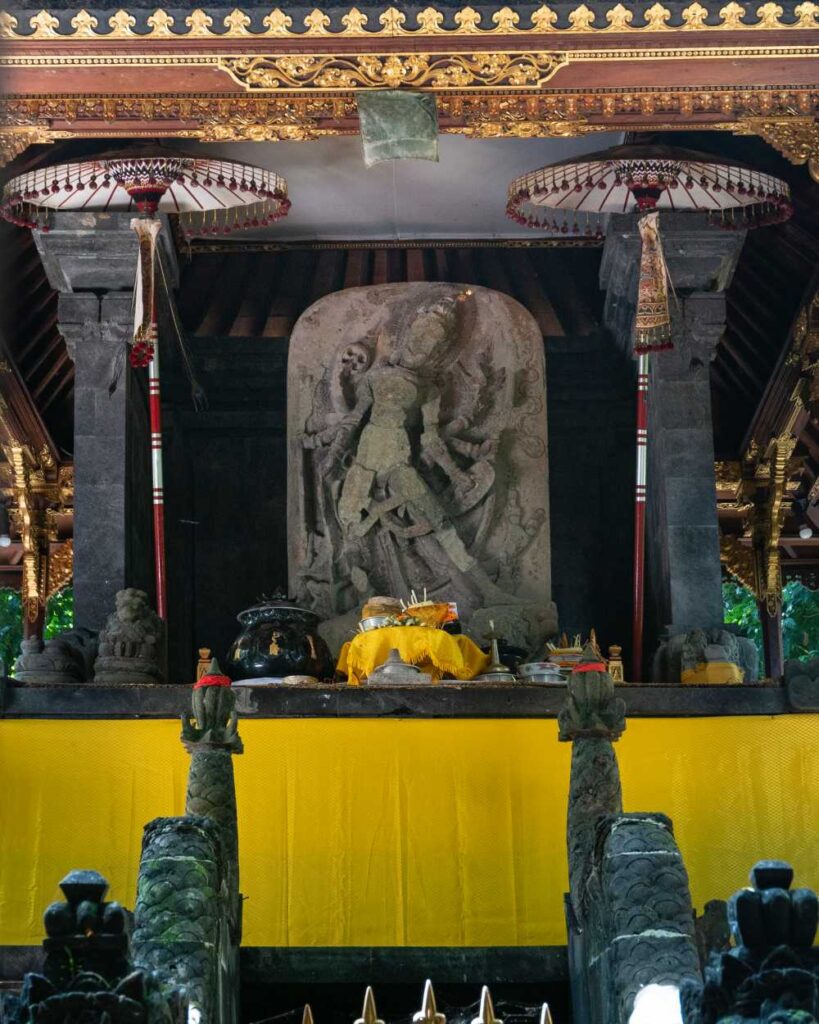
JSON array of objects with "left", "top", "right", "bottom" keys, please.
[{"left": 177, "top": 244, "right": 605, "bottom": 340}]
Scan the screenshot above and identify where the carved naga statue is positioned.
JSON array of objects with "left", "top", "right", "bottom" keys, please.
[
  {"left": 559, "top": 645, "right": 702, "bottom": 1024},
  {"left": 681, "top": 861, "right": 818, "bottom": 1024},
  {"left": 1, "top": 869, "right": 181, "bottom": 1024}
]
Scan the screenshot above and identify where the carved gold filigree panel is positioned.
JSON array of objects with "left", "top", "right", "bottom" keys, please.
[
  {"left": 216, "top": 51, "right": 569, "bottom": 90},
  {"left": 720, "top": 534, "right": 758, "bottom": 593},
  {"left": 737, "top": 117, "right": 819, "bottom": 183},
  {"left": 47, "top": 538, "right": 73, "bottom": 600}
]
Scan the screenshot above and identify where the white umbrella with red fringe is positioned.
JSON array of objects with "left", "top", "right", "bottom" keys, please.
[
  {"left": 507, "top": 144, "right": 792, "bottom": 680},
  {"left": 2, "top": 152, "right": 290, "bottom": 621}
]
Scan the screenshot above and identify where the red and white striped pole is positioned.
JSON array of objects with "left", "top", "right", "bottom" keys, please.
[
  {"left": 632, "top": 353, "right": 649, "bottom": 682},
  {"left": 148, "top": 330, "right": 167, "bottom": 620},
  {"left": 131, "top": 216, "right": 167, "bottom": 621}
]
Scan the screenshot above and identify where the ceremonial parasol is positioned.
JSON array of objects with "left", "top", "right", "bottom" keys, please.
[
  {"left": 2, "top": 152, "right": 290, "bottom": 620},
  {"left": 507, "top": 145, "right": 792, "bottom": 679}
]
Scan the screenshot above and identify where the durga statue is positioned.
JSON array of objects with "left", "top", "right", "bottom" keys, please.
[{"left": 289, "top": 282, "right": 555, "bottom": 649}]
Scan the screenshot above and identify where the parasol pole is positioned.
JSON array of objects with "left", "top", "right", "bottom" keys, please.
[
  {"left": 148, "top": 325, "right": 167, "bottom": 620},
  {"left": 632, "top": 352, "right": 649, "bottom": 682},
  {"left": 131, "top": 216, "right": 167, "bottom": 620}
]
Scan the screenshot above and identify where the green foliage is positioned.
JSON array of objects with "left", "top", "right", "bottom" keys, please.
[
  {"left": 781, "top": 579, "right": 819, "bottom": 659},
  {"left": 0, "top": 585, "right": 74, "bottom": 675},
  {"left": 722, "top": 580, "right": 762, "bottom": 651},
  {"left": 722, "top": 578, "right": 819, "bottom": 663},
  {"left": 45, "top": 585, "right": 74, "bottom": 639},
  {"left": 0, "top": 588, "right": 22, "bottom": 674}
]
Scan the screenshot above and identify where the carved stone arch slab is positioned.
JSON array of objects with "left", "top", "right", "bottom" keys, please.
[{"left": 287, "top": 282, "right": 556, "bottom": 650}]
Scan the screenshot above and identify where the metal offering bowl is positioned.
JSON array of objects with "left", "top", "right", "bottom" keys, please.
[
  {"left": 359, "top": 615, "right": 392, "bottom": 632},
  {"left": 518, "top": 661, "right": 566, "bottom": 685}
]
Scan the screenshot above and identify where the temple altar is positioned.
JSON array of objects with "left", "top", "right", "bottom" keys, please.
[{"left": 2, "top": 15, "right": 819, "bottom": 1019}]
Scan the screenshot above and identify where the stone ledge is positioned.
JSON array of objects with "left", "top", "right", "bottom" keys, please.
[
  {"left": 0, "top": 945, "right": 568, "bottom": 985},
  {"left": 0, "top": 680, "right": 797, "bottom": 719}
]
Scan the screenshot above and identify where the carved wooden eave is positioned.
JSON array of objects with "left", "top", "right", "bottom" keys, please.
[
  {"left": 0, "top": 2, "right": 818, "bottom": 169},
  {"left": 0, "top": 331, "right": 73, "bottom": 606},
  {"left": 718, "top": 278, "right": 819, "bottom": 601}
]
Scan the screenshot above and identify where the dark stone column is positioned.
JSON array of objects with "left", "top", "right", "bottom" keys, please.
[
  {"left": 60, "top": 293, "right": 152, "bottom": 630},
  {"left": 36, "top": 213, "right": 176, "bottom": 630},
  {"left": 600, "top": 213, "right": 746, "bottom": 672},
  {"left": 645, "top": 294, "right": 725, "bottom": 634}
]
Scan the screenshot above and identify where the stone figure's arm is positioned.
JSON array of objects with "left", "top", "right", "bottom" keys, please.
[
  {"left": 305, "top": 383, "right": 372, "bottom": 450},
  {"left": 448, "top": 436, "right": 499, "bottom": 461},
  {"left": 326, "top": 386, "right": 373, "bottom": 461},
  {"left": 420, "top": 389, "right": 444, "bottom": 449}
]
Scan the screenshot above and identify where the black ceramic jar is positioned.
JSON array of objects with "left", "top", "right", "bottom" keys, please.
[{"left": 225, "top": 600, "right": 334, "bottom": 681}]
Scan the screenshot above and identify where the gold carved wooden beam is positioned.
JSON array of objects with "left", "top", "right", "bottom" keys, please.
[
  {"left": 1, "top": 3, "right": 818, "bottom": 39},
  {"left": 2, "top": 440, "right": 42, "bottom": 621},
  {"left": 1, "top": 90, "right": 818, "bottom": 157},
  {"left": 0, "top": 5, "right": 817, "bottom": 171},
  {"left": 732, "top": 116, "right": 819, "bottom": 182}
]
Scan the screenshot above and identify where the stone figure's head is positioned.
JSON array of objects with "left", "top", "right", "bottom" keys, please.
[
  {"left": 391, "top": 289, "right": 475, "bottom": 372},
  {"left": 115, "top": 588, "right": 150, "bottom": 622},
  {"left": 339, "top": 342, "right": 371, "bottom": 377}
]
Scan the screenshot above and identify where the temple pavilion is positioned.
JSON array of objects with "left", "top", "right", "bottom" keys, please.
[{"left": 0, "top": 2, "right": 817, "bottom": 1022}]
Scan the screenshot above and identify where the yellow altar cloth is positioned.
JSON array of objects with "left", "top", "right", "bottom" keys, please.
[
  {"left": 681, "top": 661, "right": 744, "bottom": 685},
  {"left": 338, "top": 626, "right": 490, "bottom": 684},
  {"left": 0, "top": 716, "right": 817, "bottom": 947}
]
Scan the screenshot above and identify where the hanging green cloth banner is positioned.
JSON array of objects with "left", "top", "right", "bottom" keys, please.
[{"left": 357, "top": 91, "right": 439, "bottom": 167}]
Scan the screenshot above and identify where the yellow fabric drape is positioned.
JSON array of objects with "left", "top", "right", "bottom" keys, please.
[
  {"left": 680, "top": 661, "right": 744, "bottom": 685},
  {"left": 0, "top": 716, "right": 816, "bottom": 947},
  {"left": 338, "top": 626, "right": 490, "bottom": 684}
]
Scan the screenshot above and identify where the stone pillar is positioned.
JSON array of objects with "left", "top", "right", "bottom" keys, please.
[
  {"left": 36, "top": 213, "right": 176, "bottom": 630},
  {"left": 59, "top": 292, "right": 143, "bottom": 629},
  {"left": 645, "top": 294, "right": 726, "bottom": 634},
  {"left": 600, "top": 213, "right": 746, "bottom": 673}
]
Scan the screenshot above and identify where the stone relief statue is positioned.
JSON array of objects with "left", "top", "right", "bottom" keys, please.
[
  {"left": 288, "top": 283, "right": 557, "bottom": 651},
  {"left": 94, "top": 588, "right": 165, "bottom": 684},
  {"left": 13, "top": 628, "right": 98, "bottom": 685}
]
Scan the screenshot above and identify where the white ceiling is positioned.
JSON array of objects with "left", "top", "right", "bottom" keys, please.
[{"left": 174, "top": 132, "right": 623, "bottom": 241}]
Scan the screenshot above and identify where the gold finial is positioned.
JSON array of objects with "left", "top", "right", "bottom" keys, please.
[
  {"left": 196, "top": 647, "right": 212, "bottom": 680},
  {"left": 607, "top": 644, "right": 625, "bottom": 683},
  {"left": 472, "top": 988, "right": 502, "bottom": 1024},
  {"left": 303, "top": 1006, "right": 315, "bottom": 1024},
  {"left": 414, "top": 981, "right": 446, "bottom": 1024},
  {"left": 355, "top": 988, "right": 385, "bottom": 1024},
  {"left": 539, "top": 1006, "right": 554, "bottom": 1024}
]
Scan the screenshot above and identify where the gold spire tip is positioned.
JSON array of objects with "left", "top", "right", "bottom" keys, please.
[
  {"left": 471, "top": 987, "right": 502, "bottom": 1024},
  {"left": 413, "top": 980, "right": 446, "bottom": 1024},
  {"left": 355, "top": 987, "right": 385, "bottom": 1024}
]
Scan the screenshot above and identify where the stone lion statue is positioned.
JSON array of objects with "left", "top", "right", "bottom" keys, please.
[{"left": 94, "top": 588, "right": 165, "bottom": 684}]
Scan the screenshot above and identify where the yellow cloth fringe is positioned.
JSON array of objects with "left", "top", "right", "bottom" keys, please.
[
  {"left": 338, "top": 626, "right": 490, "bottom": 685},
  {"left": 680, "top": 661, "right": 745, "bottom": 685}
]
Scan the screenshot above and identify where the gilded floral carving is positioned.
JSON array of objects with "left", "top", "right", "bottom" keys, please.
[{"left": 2, "top": 1, "right": 816, "bottom": 39}]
